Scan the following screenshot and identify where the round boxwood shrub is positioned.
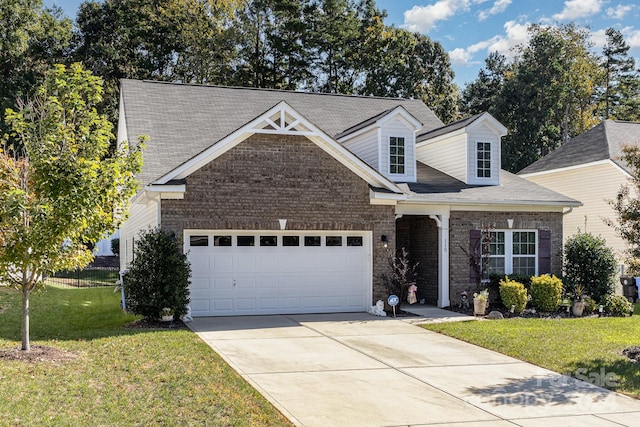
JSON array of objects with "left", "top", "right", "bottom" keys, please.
[
  {"left": 530, "top": 274, "right": 563, "bottom": 312},
  {"left": 602, "top": 294, "right": 634, "bottom": 317},
  {"left": 124, "top": 228, "right": 191, "bottom": 319},
  {"left": 499, "top": 277, "right": 527, "bottom": 314},
  {"left": 564, "top": 231, "right": 617, "bottom": 302}
]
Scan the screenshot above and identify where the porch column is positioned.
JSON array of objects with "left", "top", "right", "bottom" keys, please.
[{"left": 429, "top": 214, "right": 450, "bottom": 308}]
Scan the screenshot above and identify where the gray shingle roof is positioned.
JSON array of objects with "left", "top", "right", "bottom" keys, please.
[
  {"left": 407, "top": 162, "right": 580, "bottom": 206},
  {"left": 120, "top": 80, "right": 444, "bottom": 185},
  {"left": 518, "top": 120, "right": 640, "bottom": 175},
  {"left": 416, "top": 113, "right": 484, "bottom": 142}
]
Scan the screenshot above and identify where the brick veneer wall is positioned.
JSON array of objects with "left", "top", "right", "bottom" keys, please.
[
  {"left": 448, "top": 211, "right": 563, "bottom": 305},
  {"left": 161, "top": 133, "right": 396, "bottom": 303}
]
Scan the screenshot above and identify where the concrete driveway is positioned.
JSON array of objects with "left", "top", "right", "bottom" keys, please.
[{"left": 190, "top": 312, "right": 640, "bottom": 426}]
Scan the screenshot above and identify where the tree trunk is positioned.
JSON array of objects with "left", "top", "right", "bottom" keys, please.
[{"left": 21, "top": 287, "right": 30, "bottom": 351}]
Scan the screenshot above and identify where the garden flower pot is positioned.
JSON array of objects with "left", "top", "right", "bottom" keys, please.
[
  {"left": 473, "top": 298, "right": 487, "bottom": 316},
  {"left": 160, "top": 315, "right": 174, "bottom": 322},
  {"left": 572, "top": 301, "right": 585, "bottom": 317}
]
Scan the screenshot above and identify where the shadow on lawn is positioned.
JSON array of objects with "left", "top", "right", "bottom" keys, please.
[{"left": 564, "top": 358, "right": 640, "bottom": 398}]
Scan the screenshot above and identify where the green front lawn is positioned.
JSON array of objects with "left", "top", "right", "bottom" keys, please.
[
  {"left": 422, "top": 304, "right": 640, "bottom": 399},
  {"left": 0, "top": 286, "right": 291, "bottom": 426}
]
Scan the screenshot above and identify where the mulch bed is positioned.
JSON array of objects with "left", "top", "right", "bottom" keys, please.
[
  {"left": 124, "top": 318, "right": 189, "bottom": 330},
  {"left": 623, "top": 346, "right": 640, "bottom": 363},
  {"left": 0, "top": 345, "right": 79, "bottom": 363}
]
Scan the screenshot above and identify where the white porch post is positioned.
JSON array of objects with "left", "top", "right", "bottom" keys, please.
[{"left": 429, "top": 214, "right": 450, "bottom": 308}]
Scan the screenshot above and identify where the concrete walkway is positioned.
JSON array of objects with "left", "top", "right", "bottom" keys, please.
[{"left": 189, "top": 312, "right": 640, "bottom": 426}]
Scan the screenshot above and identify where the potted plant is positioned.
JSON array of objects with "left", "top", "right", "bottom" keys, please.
[
  {"left": 571, "top": 284, "right": 586, "bottom": 317},
  {"left": 160, "top": 307, "right": 174, "bottom": 322},
  {"left": 473, "top": 289, "right": 489, "bottom": 316}
]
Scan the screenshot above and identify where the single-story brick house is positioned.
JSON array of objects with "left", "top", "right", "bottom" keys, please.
[{"left": 118, "top": 80, "right": 580, "bottom": 316}]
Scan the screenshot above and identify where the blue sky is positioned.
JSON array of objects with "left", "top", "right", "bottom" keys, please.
[{"left": 46, "top": 0, "right": 640, "bottom": 87}]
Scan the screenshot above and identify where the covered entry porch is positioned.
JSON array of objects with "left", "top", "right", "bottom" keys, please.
[{"left": 395, "top": 207, "right": 450, "bottom": 308}]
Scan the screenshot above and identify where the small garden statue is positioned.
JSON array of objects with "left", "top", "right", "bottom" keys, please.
[{"left": 407, "top": 284, "right": 418, "bottom": 304}]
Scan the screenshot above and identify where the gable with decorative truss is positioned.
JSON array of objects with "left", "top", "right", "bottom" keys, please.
[{"left": 150, "top": 101, "right": 402, "bottom": 194}]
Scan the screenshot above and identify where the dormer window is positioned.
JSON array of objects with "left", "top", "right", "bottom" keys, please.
[
  {"left": 389, "top": 136, "right": 405, "bottom": 174},
  {"left": 477, "top": 142, "right": 491, "bottom": 178}
]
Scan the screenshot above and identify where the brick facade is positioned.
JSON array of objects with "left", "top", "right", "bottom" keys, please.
[
  {"left": 448, "top": 210, "right": 563, "bottom": 305},
  {"left": 161, "top": 133, "right": 396, "bottom": 303}
]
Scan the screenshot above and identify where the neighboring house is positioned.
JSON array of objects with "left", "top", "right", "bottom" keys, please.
[
  {"left": 118, "top": 80, "right": 579, "bottom": 316},
  {"left": 94, "top": 230, "right": 120, "bottom": 257},
  {"left": 519, "top": 120, "right": 640, "bottom": 266}
]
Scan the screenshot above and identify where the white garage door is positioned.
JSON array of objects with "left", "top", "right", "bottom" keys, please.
[{"left": 185, "top": 230, "right": 371, "bottom": 316}]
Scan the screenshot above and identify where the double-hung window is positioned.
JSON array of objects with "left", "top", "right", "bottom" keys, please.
[
  {"left": 389, "top": 136, "right": 405, "bottom": 174},
  {"left": 477, "top": 142, "right": 491, "bottom": 178},
  {"left": 484, "top": 230, "right": 537, "bottom": 277}
]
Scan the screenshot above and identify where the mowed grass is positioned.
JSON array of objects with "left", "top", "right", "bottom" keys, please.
[
  {"left": 422, "top": 304, "right": 640, "bottom": 399},
  {"left": 0, "top": 286, "right": 292, "bottom": 426}
]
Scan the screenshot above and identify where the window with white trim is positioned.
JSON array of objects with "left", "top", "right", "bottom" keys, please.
[
  {"left": 477, "top": 142, "right": 491, "bottom": 178},
  {"left": 484, "top": 230, "right": 537, "bottom": 277},
  {"left": 389, "top": 136, "right": 405, "bottom": 174}
]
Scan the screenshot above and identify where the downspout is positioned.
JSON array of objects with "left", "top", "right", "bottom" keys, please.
[{"left": 562, "top": 207, "right": 574, "bottom": 216}]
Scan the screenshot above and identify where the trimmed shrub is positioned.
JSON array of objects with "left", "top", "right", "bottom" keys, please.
[
  {"left": 499, "top": 277, "right": 527, "bottom": 314},
  {"left": 124, "top": 228, "right": 191, "bottom": 319},
  {"left": 564, "top": 231, "right": 617, "bottom": 302},
  {"left": 583, "top": 296, "right": 597, "bottom": 315},
  {"left": 602, "top": 294, "right": 634, "bottom": 317},
  {"left": 489, "top": 273, "right": 531, "bottom": 303},
  {"left": 530, "top": 274, "right": 563, "bottom": 312}
]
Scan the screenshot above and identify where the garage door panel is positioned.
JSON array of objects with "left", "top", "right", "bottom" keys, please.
[
  {"left": 212, "top": 254, "right": 234, "bottom": 272},
  {"left": 186, "top": 231, "right": 370, "bottom": 316},
  {"left": 212, "top": 276, "right": 234, "bottom": 290},
  {"left": 213, "top": 299, "right": 234, "bottom": 311}
]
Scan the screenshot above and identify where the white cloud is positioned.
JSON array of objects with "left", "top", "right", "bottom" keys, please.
[
  {"left": 621, "top": 26, "right": 640, "bottom": 49},
  {"left": 402, "top": 0, "right": 488, "bottom": 33},
  {"left": 590, "top": 28, "right": 609, "bottom": 50},
  {"left": 607, "top": 4, "right": 634, "bottom": 20},
  {"left": 552, "top": 0, "right": 603, "bottom": 21},
  {"left": 447, "top": 20, "right": 529, "bottom": 67},
  {"left": 478, "top": 0, "right": 512, "bottom": 21}
]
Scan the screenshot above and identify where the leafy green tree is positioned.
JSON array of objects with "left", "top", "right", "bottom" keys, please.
[
  {"left": 600, "top": 27, "right": 640, "bottom": 121},
  {"left": 460, "top": 52, "right": 509, "bottom": 117},
  {"left": 0, "top": 63, "right": 143, "bottom": 351},
  {"left": 234, "top": 0, "right": 312, "bottom": 89},
  {"left": 499, "top": 24, "right": 600, "bottom": 172},
  {"left": 124, "top": 228, "right": 191, "bottom": 320},
  {"left": 359, "top": 27, "right": 459, "bottom": 123},
  {"left": 0, "top": 0, "right": 72, "bottom": 145}
]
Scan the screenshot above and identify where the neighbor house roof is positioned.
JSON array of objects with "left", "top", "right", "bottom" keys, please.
[
  {"left": 518, "top": 120, "right": 640, "bottom": 175},
  {"left": 407, "top": 162, "right": 581, "bottom": 207},
  {"left": 120, "top": 80, "right": 444, "bottom": 186}
]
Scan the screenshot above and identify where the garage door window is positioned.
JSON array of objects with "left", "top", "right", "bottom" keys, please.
[
  {"left": 283, "top": 236, "right": 300, "bottom": 246},
  {"left": 260, "top": 236, "right": 277, "bottom": 246},
  {"left": 304, "top": 236, "right": 321, "bottom": 246},
  {"left": 237, "top": 236, "right": 255, "bottom": 246},
  {"left": 214, "top": 236, "right": 232, "bottom": 246},
  {"left": 326, "top": 236, "right": 342, "bottom": 246},
  {"left": 190, "top": 236, "right": 209, "bottom": 247},
  {"left": 347, "top": 236, "right": 363, "bottom": 246}
]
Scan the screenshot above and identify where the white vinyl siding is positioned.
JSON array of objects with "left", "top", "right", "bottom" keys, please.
[
  {"left": 467, "top": 123, "right": 500, "bottom": 185},
  {"left": 416, "top": 132, "right": 467, "bottom": 182},
  {"left": 523, "top": 162, "right": 628, "bottom": 259},
  {"left": 342, "top": 128, "right": 379, "bottom": 170},
  {"left": 119, "top": 196, "right": 159, "bottom": 270},
  {"left": 380, "top": 117, "right": 416, "bottom": 182}
]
